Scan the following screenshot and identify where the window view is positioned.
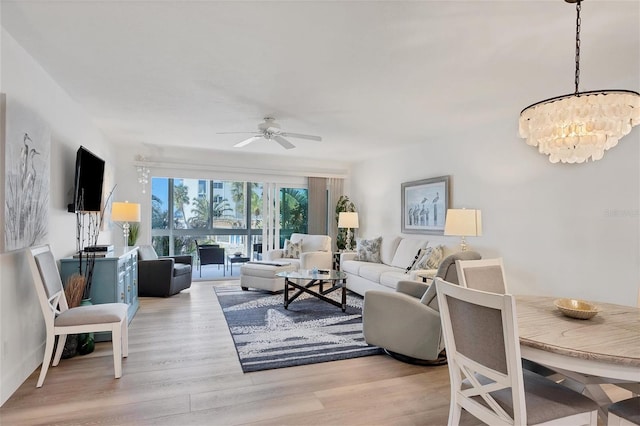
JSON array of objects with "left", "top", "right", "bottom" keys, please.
[
  {"left": 151, "top": 178, "right": 265, "bottom": 258},
  {"left": 279, "top": 187, "right": 308, "bottom": 247}
]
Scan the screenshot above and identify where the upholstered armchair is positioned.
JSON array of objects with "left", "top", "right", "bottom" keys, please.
[
  {"left": 264, "top": 233, "right": 332, "bottom": 270},
  {"left": 138, "top": 245, "right": 193, "bottom": 297},
  {"left": 362, "top": 250, "right": 481, "bottom": 364}
]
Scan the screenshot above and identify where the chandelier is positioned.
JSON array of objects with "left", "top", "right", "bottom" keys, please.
[
  {"left": 519, "top": 0, "right": 639, "bottom": 164},
  {"left": 135, "top": 155, "right": 151, "bottom": 194}
]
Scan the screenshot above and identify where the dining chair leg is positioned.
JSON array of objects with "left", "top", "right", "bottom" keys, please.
[
  {"left": 448, "top": 400, "right": 462, "bottom": 426},
  {"left": 112, "top": 324, "right": 122, "bottom": 379},
  {"left": 37, "top": 334, "right": 56, "bottom": 388},
  {"left": 121, "top": 318, "right": 129, "bottom": 357},
  {"left": 52, "top": 333, "right": 67, "bottom": 366}
]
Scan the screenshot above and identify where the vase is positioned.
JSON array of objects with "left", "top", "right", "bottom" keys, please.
[
  {"left": 61, "top": 334, "right": 79, "bottom": 359},
  {"left": 77, "top": 298, "right": 95, "bottom": 355}
]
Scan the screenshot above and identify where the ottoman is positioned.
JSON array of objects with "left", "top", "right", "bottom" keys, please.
[{"left": 240, "top": 262, "right": 297, "bottom": 292}]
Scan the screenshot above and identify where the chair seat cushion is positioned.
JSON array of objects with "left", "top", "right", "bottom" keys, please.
[
  {"left": 609, "top": 397, "right": 640, "bottom": 424},
  {"left": 55, "top": 303, "right": 128, "bottom": 326},
  {"left": 173, "top": 263, "right": 192, "bottom": 277}
]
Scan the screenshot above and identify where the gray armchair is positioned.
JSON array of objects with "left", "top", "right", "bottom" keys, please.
[
  {"left": 138, "top": 245, "right": 193, "bottom": 297},
  {"left": 362, "top": 250, "right": 481, "bottom": 364}
]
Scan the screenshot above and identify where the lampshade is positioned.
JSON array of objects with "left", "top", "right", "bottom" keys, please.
[
  {"left": 444, "top": 209, "right": 482, "bottom": 237},
  {"left": 338, "top": 212, "right": 359, "bottom": 229},
  {"left": 518, "top": 0, "right": 639, "bottom": 164},
  {"left": 111, "top": 202, "right": 141, "bottom": 222}
]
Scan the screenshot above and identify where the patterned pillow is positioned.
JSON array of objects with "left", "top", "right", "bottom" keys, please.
[
  {"left": 283, "top": 239, "right": 302, "bottom": 259},
  {"left": 355, "top": 237, "right": 382, "bottom": 263},
  {"left": 412, "top": 245, "right": 444, "bottom": 270}
]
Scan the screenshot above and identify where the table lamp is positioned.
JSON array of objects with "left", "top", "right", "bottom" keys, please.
[
  {"left": 444, "top": 208, "right": 482, "bottom": 251},
  {"left": 111, "top": 201, "right": 141, "bottom": 247},
  {"left": 338, "top": 212, "right": 359, "bottom": 251}
]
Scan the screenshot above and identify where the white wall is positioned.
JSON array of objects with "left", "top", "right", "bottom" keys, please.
[
  {"left": 0, "top": 29, "right": 117, "bottom": 405},
  {"left": 350, "top": 118, "right": 640, "bottom": 306}
]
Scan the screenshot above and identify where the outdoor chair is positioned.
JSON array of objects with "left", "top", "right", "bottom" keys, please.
[
  {"left": 434, "top": 278, "right": 598, "bottom": 425},
  {"left": 196, "top": 240, "right": 225, "bottom": 277},
  {"left": 27, "top": 245, "right": 128, "bottom": 387}
]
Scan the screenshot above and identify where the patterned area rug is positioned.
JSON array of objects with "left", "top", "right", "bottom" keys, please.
[{"left": 214, "top": 285, "right": 383, "bottom": 372}]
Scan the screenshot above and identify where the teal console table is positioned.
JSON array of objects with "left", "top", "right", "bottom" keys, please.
[{"left": 59, "top": 247, "right": 139, "bottom": 342}]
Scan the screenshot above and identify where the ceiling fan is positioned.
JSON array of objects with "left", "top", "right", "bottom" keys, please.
[{"left": 218, "top": 117, "right": 322, "bottom": 150}]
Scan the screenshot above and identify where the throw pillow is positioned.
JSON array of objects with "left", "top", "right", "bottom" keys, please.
[
  {"left": 283, "top": 239, "right": 302, "bottom": 259},
  {"left": 355, "top": 236, "right": 382, "bottom": 263},
  {"left": 412, "top": 245, "right": 444, "bottom": 270}
]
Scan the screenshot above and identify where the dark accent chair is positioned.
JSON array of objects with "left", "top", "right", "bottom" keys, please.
[
  {"left": 196, "top": 241, "right": 225, "bottom": 277},
  {"left": 252, "top": 243, "right": 263, "bottom": 261},
  {"left": 138, "top": 245, "right": 193, "bottom": 297}
]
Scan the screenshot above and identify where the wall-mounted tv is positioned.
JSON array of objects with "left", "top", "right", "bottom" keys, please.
[{"left": 67, "top": 146, "right": 105, "bottom": 213}]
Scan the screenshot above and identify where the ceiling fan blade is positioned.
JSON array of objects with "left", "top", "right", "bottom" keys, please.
[
  {"left": 233, "top": 136, "right": 262, "bottom": 148},
  {"left": 274, "top": 136, "right": 295, "bottom": 150},
  {"left": 217, "top": 131, "right": 261, "bottom": 135},
  {"left": 281, "top": 132, "right": 322, "bottom": 141}
]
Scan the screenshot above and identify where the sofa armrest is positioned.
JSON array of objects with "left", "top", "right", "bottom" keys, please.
[
  {"left": 363, "top": 290, "right": 442, "bottom": 361},
  {"left": 300, "top": 251, "right": 332, "bottom": 270},
  {"left": 395, "top": 280, "right": 429, "bottom": 299},
  {"left": 264, "top": 249, "right": 284, "bottom": 261},
  {"left": 340, "top": 251, "right": 357, "bottom": 263},
  {"left": 163, "top": 255, "right": 192, "bottom": 266}
]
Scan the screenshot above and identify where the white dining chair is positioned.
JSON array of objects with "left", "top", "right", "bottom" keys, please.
[
  {"left": 455, "top": 257, "right": 507, "bottom": 294},
  {"left": 27, "top": 245, "right": 129, "bottom": 387},
  {"left": 608, "top": 397, "right": 640, "bottom": 426},
  {"left": 435, "top": 278, "right": 598, "bottom": 426}
]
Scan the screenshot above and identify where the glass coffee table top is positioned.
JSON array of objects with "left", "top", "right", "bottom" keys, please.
[{"left": 276, "top": 269, "right": 346, "bottom": 280}]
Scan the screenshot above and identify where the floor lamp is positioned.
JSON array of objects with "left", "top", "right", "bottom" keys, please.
[
  {"left": 111, "top": 201, "right": 141, "bottom": 247},
  {"left": 338, "top": 212, "right": 359, "bottom": 251},
  {"left": 444, "top": 208, "right": 482, "bottom": 251}
]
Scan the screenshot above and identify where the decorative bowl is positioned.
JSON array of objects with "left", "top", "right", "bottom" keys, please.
[
  {"left": 554, "top": 298, "right": 599, "bottom": 320},
  {"left": 234, "top": 252, "right": 243, "bottom": 257}
]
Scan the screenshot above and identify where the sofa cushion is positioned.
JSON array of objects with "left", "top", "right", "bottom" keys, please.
[
  {"left": 173, "top": 263, "right": 192, "bottom": 277},
  {"left": 355, "top": 236, "right": 382, "bottom": 263},
  {"left": 390, "top": 238, "right": 429, "bottom": 269},
  {"left": 379, "top": 270, "right": 410, "bottom": 289},
  {"left": 283, "top": 239, "right": 302, "bottom": 258},
  {"left": 359, "top": 263, "right": 395, "bottom": 283},
  {"left": 380, "top": 236, "right": 402, "bottom": 265}
]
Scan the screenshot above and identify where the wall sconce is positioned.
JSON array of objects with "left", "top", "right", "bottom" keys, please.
[
  {"left": 444, "top": 209, "right": 482, "bottom": 251},
  {"left": 111, "top": 201, "right": 141, "bottom": 247}
]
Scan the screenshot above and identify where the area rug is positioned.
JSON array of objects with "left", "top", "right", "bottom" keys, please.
[{"left": 214, "top": 285, "right": 384, "bottom": 372}]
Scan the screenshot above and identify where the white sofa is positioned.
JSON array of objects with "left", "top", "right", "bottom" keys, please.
[
  {"left": 341, "top": 235, "right": 452, "bottom": 296},
  {"left": 263, "top": 233, "right": 333, "bottom": 270}
]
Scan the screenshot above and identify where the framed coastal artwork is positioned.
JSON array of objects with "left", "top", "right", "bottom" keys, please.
[
  {"left": 2, "top": 95, "right": 51, "bottom": 252},
  {"left": 401, "top": 175, "right": 450, "bottom": 235}
]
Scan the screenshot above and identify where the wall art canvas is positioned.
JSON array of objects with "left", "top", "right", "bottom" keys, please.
[
  {"left": 3, "top": 98, "right": 50, "bottom": 252},
  {"left": 401, "top": 175, "right": 449, "bottom": 235}
]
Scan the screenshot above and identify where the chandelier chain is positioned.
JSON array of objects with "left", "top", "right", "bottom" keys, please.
[{"left": 574, "top": 0, "right": 581, "bottom": 94}]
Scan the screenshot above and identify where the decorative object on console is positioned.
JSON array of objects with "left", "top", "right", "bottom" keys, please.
[
  {"left": 401, "top": 176, "right": 449, "bottom": 235},
  {"left": 444, "top": 208, "right": 482, "bottom": 251},
  {"left": 519, "top": 0, "right": 639, "bottom": 164},
  {"left": 111, "top": 201, "right": 141, "bottom": 247},
  {"left": 338, "top": 211, "right": 359, "bottom": 251}
]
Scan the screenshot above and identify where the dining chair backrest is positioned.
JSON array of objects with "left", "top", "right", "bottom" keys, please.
[
  {"left": 435, "top": 277, "right": 526, "bottom": 425},
  {"left": 455, "top": 258, "right": 507, "bottom": 294},
  {"left": 29, "top": 245, "right": 70, "bottom": 327}
]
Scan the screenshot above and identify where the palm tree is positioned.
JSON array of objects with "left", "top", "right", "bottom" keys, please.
[
  {"left": 231, "top": 182, "right": 245, "bottom": 217},
  {"left": 173, "top": 183, "right": 190, "bottom": 228},
  {"left": 188, "top": 196, "right": 209, "bottom": 229},
  {"left": 151, "top": 194, "right": 168, "bottom": 229},
  {"left": 280, "top": 188, "right": 308, "bottom": 243}
]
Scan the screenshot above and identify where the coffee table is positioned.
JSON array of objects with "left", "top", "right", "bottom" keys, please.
[
  {"left": 276, "top": 269, "right": 348, "bottom": 312},
  {"left": 227, "top": 255, "right": 250, "bottom": 275}
]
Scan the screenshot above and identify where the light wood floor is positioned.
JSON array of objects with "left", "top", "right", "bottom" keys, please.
[
  {"left": 0, "top": 280, "right": 483, "bottom": 425},
  {"left": 4, "top": 281, "right": 625, "bottom": 426}
]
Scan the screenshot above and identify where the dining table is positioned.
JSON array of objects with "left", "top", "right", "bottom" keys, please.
[{"left": 516, "top": 295, "right": 640, "bottom": 417}]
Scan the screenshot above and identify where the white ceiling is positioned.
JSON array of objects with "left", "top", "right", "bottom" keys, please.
[{"left": 2, "top": 0, "right": 639, "bottom": 161}]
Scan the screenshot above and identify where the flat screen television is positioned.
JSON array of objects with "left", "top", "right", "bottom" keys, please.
[{"left": 67, "top": 146, "right": 105, "bottom": 213}]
